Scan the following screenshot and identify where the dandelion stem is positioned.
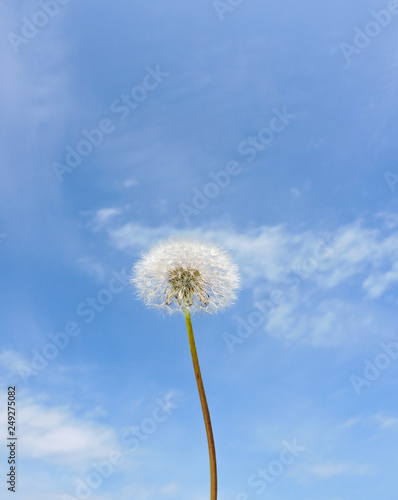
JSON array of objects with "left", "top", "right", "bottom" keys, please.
[{"left": 184, "top": 307, "right": 217, "bottom": 500}]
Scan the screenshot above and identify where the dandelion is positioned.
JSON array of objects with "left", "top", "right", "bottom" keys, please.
[
  {"left": 132, "top": 238, "right": 240, "bottom": 315},
  {"left": 131, "top": 237, "right": 240, "bottom": 500}
]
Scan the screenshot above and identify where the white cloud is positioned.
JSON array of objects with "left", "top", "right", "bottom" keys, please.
[
  {"left": 290, "top": 187, "right": 301, "bottom": 197},
  {"left": 15, "top": 398, "right": 120, "bottom": 466},
  {"left": 102, "top": 217, "right": 398, "bottom": 303},
  {"left": 341, "top": 416, "right": 362, "bottom": 429},
  {"left": 0, "top": 349, "right": 29, "bottom": 377},
  {"left": 124, "top": 179, "right": 139, "bottom": 188},
  {"left": 80, "top": 215, "right": 398, "bottom": 345},
  {"left": 109, "top": 223, "right": 171, "bottom": 251},
  {"left": 263, "top": 296, "right": 377, "bottom": 346},
  {"left": 76, "top": 257, "right": 107, "bottom": 281},
  {"left": 106, "top": 221, "right": 333, "bottom": 285},
  {"left": 0, "top": 359, "right": 121, "bottom": 469},
  {"left": 342, "top": 413, "right": 398, "bottom": 431},
  {"left": 95, "top": 208, "right": 123, "bottom": 227},
  {"left": 0, "top": 364, "right": 183, "bottom": 499},
  {"left": 317, "top": 221, "right": 398, "bottom": 294},
  {"left": 160, "top": 482, "right": 179, "bottom": 495},
  {"left": 362, "top": 261, "right": 398, "bottom": 299},
  {"left": 118, "top": 483, "right": 182, "bottom": 500},
  {"left": 307, "top": 462, "right": 370, "bottom": 478},
  {"left": 372, "top": 413, "right": 398, "bottom": 429}
]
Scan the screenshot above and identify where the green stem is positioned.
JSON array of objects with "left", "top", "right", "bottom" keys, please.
[{"left": 184, "top": 307, "right": 217, "bottom": 500}]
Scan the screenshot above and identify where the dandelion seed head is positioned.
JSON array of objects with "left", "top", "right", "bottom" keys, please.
[{"left": 131, "top": 238, "right": 240, "bottom": 315}]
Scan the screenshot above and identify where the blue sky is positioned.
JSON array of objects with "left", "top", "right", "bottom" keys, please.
[{"left": 1, "top": 0, "right": 398, "bottom": 499}]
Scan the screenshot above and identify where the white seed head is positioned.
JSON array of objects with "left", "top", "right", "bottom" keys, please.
[{"left": 131, "top": 238, "right": 240, "bottom": 315}]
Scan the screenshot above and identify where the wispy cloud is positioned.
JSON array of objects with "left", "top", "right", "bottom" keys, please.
[
  {"left": 0, "top": 390, "right": 121, "bottom": 469},
  {"left": 76, "top": 257, "right": 107, "bottom": 281},
  {"left": 264, "top": 297, "right": 377, "bottom": 346},
  {"left": 306, "top": 462, "right": 371, "bottom": 478},
  {"left": 93, "top": 213, "right": 398, "bottom": 297},
  {"left": 0, "top": 349, "right": 28, "bottom": 378},
  {"left": 75, "top": 213, "right": 398, "bottom": 346},
  {"left": 342, "top": 413, "right": 398, "bottom": 431}
]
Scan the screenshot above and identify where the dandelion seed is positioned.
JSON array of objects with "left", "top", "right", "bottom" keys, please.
[{"left": 131, "top": 238, "right": 240, "bottom": 315}]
